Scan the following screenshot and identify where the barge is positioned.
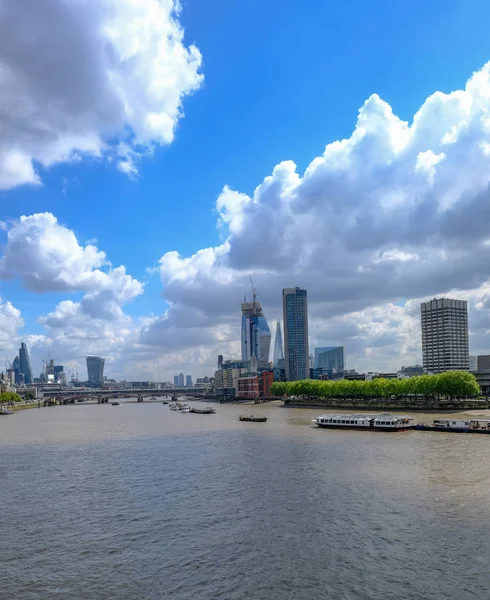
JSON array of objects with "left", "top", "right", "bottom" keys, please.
[
  {"left": 312, "top": 413, "right": 415, "bottom": 431},
  {"left": 416, "top": 419, "right": 490, "bottom": 433},
  {"left": 239, "top": 415, "right": 267, "bottom": 423}
]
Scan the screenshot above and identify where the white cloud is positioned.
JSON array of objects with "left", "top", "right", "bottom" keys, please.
[
  {"left": 0, "top": 297, "right": 24, "bottom": 353},
  {"left": 0, "top": 0, "right": 203, "bottom": 189},
  {"left": 0, "top": 213, "right": 143, "bottom": 302},
  {"left": 8, "top": 63, "right": 490, "bottom": 379},
  {"left": 145, "top": 61, "right": 490, "bottom": 373}
]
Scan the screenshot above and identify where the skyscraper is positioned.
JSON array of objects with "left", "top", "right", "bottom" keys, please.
[
  {"left": 315, "top": 346, "right": 344, "bottom": 372},
  {"left": 186, "top": 375, "right": 192, "bottom": 387},
  {"left": 178, "top": 372, "right": 185, "bottom": 387},
  {"left": 241, "top": 292, "right": 271, "bottom": 369},
  {"left": 19, "top": 342, "right": 33, "bottom": 384},
  {"left": 282, "top": 287, "right": 309, "bottom": 381},
  {"left": 86, "top": 356, "right": 105, "bottom": 385},
  {"left": 421, "top": 298, "right": 469, "bottom": 373},
  {"left": 173, "top": 375, "right": 179, "bottom": 387},
  {"left": 273, "top": 321, "right": 284, "bottom": 367}
]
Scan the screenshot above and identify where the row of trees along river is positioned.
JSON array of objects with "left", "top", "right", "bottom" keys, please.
[{"left": 270, "top": 371, "right": 481, "bottom": 401}]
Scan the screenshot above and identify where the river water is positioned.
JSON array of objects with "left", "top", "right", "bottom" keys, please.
[{"left": 1, "top": 401, "right": 489, "bottom": 600}]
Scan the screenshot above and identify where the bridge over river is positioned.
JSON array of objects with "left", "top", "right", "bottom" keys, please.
[{"left": 43, "top": 389, "right": 211, "bottom": 405}]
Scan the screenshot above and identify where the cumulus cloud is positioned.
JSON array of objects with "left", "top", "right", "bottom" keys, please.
[
  {"left": 0, "top": 213, "right": 143, "bottom": 303},
  {"left": 0, "top": 297, "right": 24, "bottom": 354},
  {"left": 147, "top": 61, "right": 490, "bottom": 370},
  {"left": 0, "top": 0, "right": 203, "bottom": 189},
  {"left": 8, "top": 63, "right": 490, "bottom": 379}
]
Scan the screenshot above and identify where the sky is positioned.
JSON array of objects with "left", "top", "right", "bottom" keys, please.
[{"left": 3, "top": 0, "right": 490, "bottom": 381}]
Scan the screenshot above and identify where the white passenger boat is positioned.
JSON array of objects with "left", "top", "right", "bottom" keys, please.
[
  {"left": 181, "top": 404, "right": 190, "bottom": 413},
  {"left": 312, "top": 413, "right": 415, "bottom": 431},
  {"left": 169, "top": 403, "right": 179, "bottom": 411}
]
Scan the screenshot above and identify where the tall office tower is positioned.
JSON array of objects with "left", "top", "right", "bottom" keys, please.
[
  {"left": 282, "top": 287, "right": 309, "bottom": 381},
  {"left": 421, "top": 298, "right": 469, "bottom": 373},
  {"left": 241, "top": 290, "right": 271, "bottom": 370},
  {"left": 186, "top": 375, "right": 192, "bottom": 387},
  {"left": 218, "top": 355, "right": 223, "bottom": 369},
  {"left": 86, "top": 356, "right": 105, "bottom": 385},
  {"left": 315, "top": 346, "right": 345, "bottom": 371},
  {"left": 178, "top": 372, "right": 185, "bottom": 387},
  {"left": 12, "top": 355, "right": 20, "bottom": 375},
  {"left": 19, "top": 342, "right": 33, "bottom": 384},
  {"left": 173, "top": 375, "right": 179, "bottom": 387},
  {"left": 273, "top": 322, "right": 284, "bottom": 367}
]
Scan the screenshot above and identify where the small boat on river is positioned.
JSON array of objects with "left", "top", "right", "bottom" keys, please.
[
  {"left": 416, "top": 418, "right": 490, "bottom": 433},
  {"left": 0, "top": 407, "right": 14, "bottom": 415},
  {"left": 312, "top": 413, "right": 415, "bottom": 431},
  {"left": 190, "top": 406, "right": 217, "bottom": 414},
  {"left": 239, "top": 414, "right": 267, "bottom": 423},
  {"left": 111, "top": 401, "right": 120, "bottom": 406}
]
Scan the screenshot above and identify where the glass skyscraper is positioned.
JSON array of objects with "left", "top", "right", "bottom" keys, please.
[
  {"left": 273, "top": 321, "right": 284, "bottom": 367},
  {"left": 19, "top": 342, "right": 33, "bottom": 384},
  {"left": 86, "top": 355, "right": 105, "bottom": 385},
  {"left": 314, "top": 346, "right": 344, "bottom": 371},
  {"left": 282, "top": 287, "right": 309, "bottom": 381},
  {"left": 241, "top": 297, "right": 271, "bottom": 369}
]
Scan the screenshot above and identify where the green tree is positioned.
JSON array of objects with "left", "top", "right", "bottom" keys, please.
[{"left": 0, "top": 392, "right": 22, "bottom": 403}]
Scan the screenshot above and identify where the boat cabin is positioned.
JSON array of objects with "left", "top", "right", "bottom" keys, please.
[
  {"left": 469, "top": 419, "right": 490, "bottom": 430},
  {"left": 373, "top": 416, "right": 414, "bottom": 428},
  {"left": 316, "top": 415, "right": 371, "bottom": 427},
  {"left": 433, "top": 419, "right": 471, "bottom": 429}
]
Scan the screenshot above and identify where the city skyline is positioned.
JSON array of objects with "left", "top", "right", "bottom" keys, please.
[{"left": 3, "top": 2, "right": 490, "bottom": 381}]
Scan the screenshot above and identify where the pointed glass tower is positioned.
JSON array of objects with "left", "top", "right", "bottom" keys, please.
[{"left": 273, "top": 321, "right": 284, "bottom": 367}]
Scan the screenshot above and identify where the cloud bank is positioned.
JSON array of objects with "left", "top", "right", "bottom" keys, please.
[{"left": 5, "top": 63, "right": 490, "bottom": 378}]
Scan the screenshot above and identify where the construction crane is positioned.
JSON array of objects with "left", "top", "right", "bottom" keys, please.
[{"left": 249, "top": 276, "right": 257, "bottom": 310}]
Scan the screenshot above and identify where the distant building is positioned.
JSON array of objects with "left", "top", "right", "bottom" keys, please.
[
  {"left": 309, "top": 368, "right": 330, "bottom": 380},
  {"left": 477, "top": 355, "right": 490, "bottom": 371},
  {"left": 314, "top": 347, "right": 344, "bottom": 372},
  {"left": 186, "top": 375, "right": 192, "bottom": 387},
  {"left": 214, "top": 359, "right": 248, "bottom": 401},
  {"left": 259, "top": 370, "right": 274, "bottom": 397},
  {"left": 54, "top": 365, "right": 64, "bottom": 378},
  {"left": 283, "top": 287, "right": 309, "bottom": 381},
  {"left": 218, "top": 355, "right": 223, "bottom": 369},
  {"left": 178, "top": 373, "right": 185, "bottom": 387},
  {"left": 400, "top": 364, "right": 424, "bottom": 377},
  {"left": 86, "top": 356, "right": 105, "bottom": 385},
  {"left": 241, "top": 292, "right": 271, "bottom": 370},
  {"left": 19, "top": 343, "right": 33, "bottom": 384},
  {"left": 237, "top": 375, "right": 260, "bottom": 399},
  {"left": 273, "top": 322, "right": 284, "bottom": 367},
  {"left": 173, "top": 375, "right": 179, "bottom": 387},
  {"left": 421, "top": 298, "right": 469, "bottom": 373}
]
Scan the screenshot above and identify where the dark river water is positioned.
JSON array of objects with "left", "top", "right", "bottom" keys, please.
[{"left": 1, "top": 401, "right": 490, "bottom": 600}]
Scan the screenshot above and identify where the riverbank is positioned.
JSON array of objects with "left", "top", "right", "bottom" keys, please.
[{"left": 283, "top": 398, "right": 490, "bottom": 411}]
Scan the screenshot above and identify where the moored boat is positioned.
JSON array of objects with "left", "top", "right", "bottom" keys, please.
[
  {"left": 169, "top": 403, "right": 179, "bottom": 411},
  {"left": 416, "top": 418, "right": 490, "bottom": 433},
  {"left": 181, "top": 404, "right": 191, "bottom": 413},
  {"left": 239, "top": 414, "right": 267, "bottom": 422},
  {"left": 189, "top": 406, "right": 217, "bottom": 414},
  {"left": 312, "top": 413, "right": 415, "bottom": 431},
  {"left": 0, "top": 407, "right": 14, "bottom": 415}
]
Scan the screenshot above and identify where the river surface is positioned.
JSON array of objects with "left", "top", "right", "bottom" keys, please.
[{"left": 1, "top": 400, "right": 490, "bottom": 600}]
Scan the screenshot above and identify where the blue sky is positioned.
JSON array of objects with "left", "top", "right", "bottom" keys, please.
[{"left": 2, "top": 0, "right": 490, "bottom": 379}]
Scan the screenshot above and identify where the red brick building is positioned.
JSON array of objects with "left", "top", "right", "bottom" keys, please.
[
  {"left": 259, "top": 370, "right": 274, "bottom": 397},
  {"left": 237, "top": 375, "right": 260, "bottom": 399}
]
